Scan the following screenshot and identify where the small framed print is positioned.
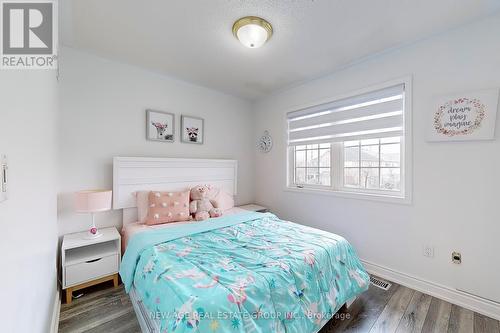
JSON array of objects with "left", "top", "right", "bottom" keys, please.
[
  {"left": 146, "top": 109, "right": 175, "bottom": 142},
  {"left": 181, "top": 115, "right": 204, "bottom": 144}
]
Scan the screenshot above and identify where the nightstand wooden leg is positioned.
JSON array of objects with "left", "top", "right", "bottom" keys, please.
[
  {"left": 66, "top": 288, "right": 73, "bottom": 304},
  {"left": 113, "top": 274, "right": 119, "bottom": 288}
]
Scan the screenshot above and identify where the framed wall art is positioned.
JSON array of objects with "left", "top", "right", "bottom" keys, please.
[
  {"left": 146, "top": 109, "right": 175, "bottom": 142},
  {"left": 181, "top": 115, "right": 204, "bottom": 144},
  {"left": 428, "top": 89, "right": 498, "bottom": 142}
]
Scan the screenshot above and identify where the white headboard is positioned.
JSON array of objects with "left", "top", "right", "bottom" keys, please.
[{"left": 113, "top": 157, "right": 237, "bottom": 225}]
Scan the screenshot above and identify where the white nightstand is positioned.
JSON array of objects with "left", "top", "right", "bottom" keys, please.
[
  {"left": 61, "top": 227, "right": 121, "bottom": 304},
  {"left": 238, "top": 204, "right": 269, "bottom": 213}
]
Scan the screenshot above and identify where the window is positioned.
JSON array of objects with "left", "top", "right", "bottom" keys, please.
[
  {"left": 343, "top": 137, "right": 401, "bottom": 191},
  {"left": 287, "top": 80, "right": 410, "bottom": 201},
  {"left": 293, "top": 144, "right": 331, "bottom": 186}
]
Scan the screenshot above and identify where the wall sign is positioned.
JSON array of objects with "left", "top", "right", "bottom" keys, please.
[{"left": 428, "top": 89, "right": 498, "bottom": 141}]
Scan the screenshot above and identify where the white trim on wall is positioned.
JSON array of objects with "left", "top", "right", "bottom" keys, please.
[
  {"left": 49, "top": 288, "right": 61, "bottom": 333},
  {"left": 362, "top": 259, "right": 500, "bottom": 321},
  {"left": 283, "top": 186, "right": 412, "bottom": 205}
]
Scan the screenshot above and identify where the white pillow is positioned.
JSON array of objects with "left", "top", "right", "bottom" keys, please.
[{"left": 208, "top": 187, "right": 235, "bottom": 212}]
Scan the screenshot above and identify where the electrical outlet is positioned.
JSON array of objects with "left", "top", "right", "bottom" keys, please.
[
  {"left": 452, "top": 251, "right": 461, "bottom": 264},
  {"left": 423, "top": 246, "right": 434, "bottom": 258}
]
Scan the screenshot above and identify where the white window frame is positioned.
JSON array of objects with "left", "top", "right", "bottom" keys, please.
[
  {"left": 285, "top": 76, "right": 412, "bottom": 204},
  {"left": 289, "top": 144, "right": 333, "bottom": 189}
]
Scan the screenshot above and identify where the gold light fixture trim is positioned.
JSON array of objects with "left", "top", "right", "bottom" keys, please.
[{"left": 232, "top": 16, "right": 273, "bottom": 48}]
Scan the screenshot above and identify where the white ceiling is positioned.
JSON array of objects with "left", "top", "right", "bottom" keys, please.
[{"left": 61, "top": 0, "right": 500, "bottom": 100}]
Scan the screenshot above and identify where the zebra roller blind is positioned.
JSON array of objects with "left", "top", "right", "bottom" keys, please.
[{"left": 287, "top": 84, "right": 405, "bottom": 146}]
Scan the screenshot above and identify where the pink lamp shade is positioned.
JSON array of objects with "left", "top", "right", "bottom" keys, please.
[{"left": 74, "top": 190, "right": 112, "bottom": 213}]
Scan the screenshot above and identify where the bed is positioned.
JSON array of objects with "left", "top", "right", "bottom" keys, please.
[{"left": 114, "top": 157, "right": 369, "bottom": 333}]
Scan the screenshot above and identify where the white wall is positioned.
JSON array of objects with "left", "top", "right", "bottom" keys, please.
[
  {"left": 0, "top": 71, "right": 58, "bottom": 332},
  {"left": 58, "top": 47, "right": 255, "bottom": 235},
  {"left": 254, "top": 13, "right": 500, "bottom": 309}
]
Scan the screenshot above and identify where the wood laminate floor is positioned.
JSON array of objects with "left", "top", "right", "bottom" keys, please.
[{"left": 59, "top": 277, "right": 500, "bottom": 333}]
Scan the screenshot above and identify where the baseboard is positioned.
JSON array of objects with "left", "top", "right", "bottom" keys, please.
[
  {"left": 50, "top": 289, "right": 61, "bottom": 333},
  {"left": 361, "top": 259, "right": 500, "bottom": 321}
]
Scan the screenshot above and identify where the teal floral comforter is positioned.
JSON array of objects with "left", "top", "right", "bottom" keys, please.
[{"left": 120, "top": 212, "right": 369, "bottom": 333}]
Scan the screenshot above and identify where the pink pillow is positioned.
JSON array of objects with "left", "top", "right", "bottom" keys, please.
[
  {"left": 145, "top": 190, "right": 190, "bottom": 225},
  {"left": 136, "top": 191, "right": 150, "bottom": 224},
  {"left": 210, "top": 188, "right": 234, "bottom": 212}
]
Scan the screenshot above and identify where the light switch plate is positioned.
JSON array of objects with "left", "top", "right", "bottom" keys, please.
[
  {"left": 0, "top": 155, "right": 7, "bottom": 202},
  {"left": 423, "top": 245, "right": 434, "bottom": 258}
]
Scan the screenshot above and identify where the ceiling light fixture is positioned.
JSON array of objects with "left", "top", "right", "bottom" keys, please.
[{"left": 232, "top": 16, "right": 273, "bottom": 49}]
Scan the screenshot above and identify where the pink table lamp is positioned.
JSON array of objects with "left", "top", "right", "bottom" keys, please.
[{"left": 75, "top": 190, "right": 112, "bottom": 239}]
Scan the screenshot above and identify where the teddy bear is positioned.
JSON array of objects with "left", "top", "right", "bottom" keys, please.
[{"left": 189, "top": 185, "right": 222, "bottom": 221}]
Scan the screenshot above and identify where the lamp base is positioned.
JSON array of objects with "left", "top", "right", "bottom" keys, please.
[
  {"left": 83, "top": 214, "right": 103, "bottom": 240},
  {"left": 83, "top": 230, "right": 103, "bottom": 240}
]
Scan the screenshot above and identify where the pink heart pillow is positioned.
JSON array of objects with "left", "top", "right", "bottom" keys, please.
[{"left": 145, "top": 190, "right": 190, "bottom": 225}]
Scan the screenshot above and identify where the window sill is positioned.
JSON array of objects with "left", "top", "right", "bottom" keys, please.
[{"left": 284, "top": 186, "right": 411, "bottom": 205}]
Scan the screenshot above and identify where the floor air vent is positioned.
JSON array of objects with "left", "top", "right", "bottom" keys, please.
[{"left": 370, "top": 276, "right": 392, "bottom": 291}]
